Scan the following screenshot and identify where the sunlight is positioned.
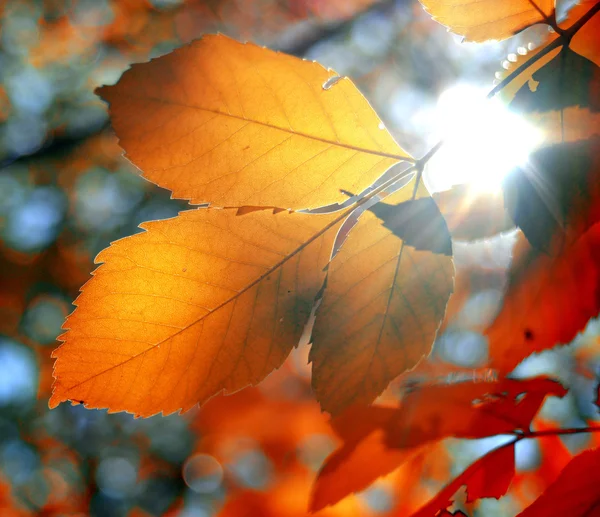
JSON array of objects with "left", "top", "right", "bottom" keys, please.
[{"left": 427, "top": 84, "right": 543, "bottom": 192}]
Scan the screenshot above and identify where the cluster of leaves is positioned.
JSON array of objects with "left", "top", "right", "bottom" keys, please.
[{"left": 48, "top": 0, "right": 600, "bottom": 515}]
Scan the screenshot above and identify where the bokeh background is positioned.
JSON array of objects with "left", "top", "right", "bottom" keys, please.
[{"left": 1, "top": 1, "right": 599, "bottom": 516}]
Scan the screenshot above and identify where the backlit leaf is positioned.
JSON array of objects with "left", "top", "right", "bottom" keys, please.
[
  {"left": 50, "top": 207, "right": 347, "bottom": 416},
  {"left": 367, "top": 196, "right": 453, "bottom": 254},
  {"left": 411, "top": 442, "right": 515, "bottom": 517},
  {"left": 464, "top": 442, "right": 515, "bottom": 502},
  {"left": 96, "top": 34, "right": 411, "bottom": 210},
  {"left": 486, "top": 224, "right": 600, "bottom": 374},
  {"left": 569, "top": 1, "right": 600, "bottom": 68},
  {"left": 311, "top": 377, "right": 564, "bottom": 510},
  {"left": 418, "top": 0, "right": 554, "bottom": 43},
  {"left": 503, "top": 138, "right": 600, "bottom": 252},
  {"left": 509, "top": 46, "right": 600, "bottom": 145},
  {"left": 384, "top": 377, "right": 565, "bottom": 447},
  {"left": 310, "top": 179, "right": 454, "bottom": 415},
  {"left": 517, "top": 448, "right": 600, "bottom": 517}
]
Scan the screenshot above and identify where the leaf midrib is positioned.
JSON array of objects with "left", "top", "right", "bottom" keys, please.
[
  {"left": 58, "top": 206, "right": 354, "bottom": 394},
  {"left": 112, "top": 92, "right": 415, "bottom": 164}
]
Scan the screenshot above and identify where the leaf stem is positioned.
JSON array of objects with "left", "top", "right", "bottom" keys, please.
[
  {"left": 526, "top": 0, "right": 563, "bottom": 35},
  {"left": 485, "top": 37, "right": 564, "bottom": 100},
  {"left": 520, "top": 425, "right": 600, "bottom": 439},
  {"left": 360, "top": 165, "right": 417, "bottom": 204}
]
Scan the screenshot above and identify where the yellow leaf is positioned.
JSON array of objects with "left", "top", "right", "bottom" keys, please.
[
  {"left": 419, "top": 0, "right": 554, "bottom": 43},
  {"left": 310, "top": 179, "right": 454, "bottom": 414},
  {"left": 96, "top": 34, "right": 411, "bottom": 210},
  {"left": 50, "top": 207, "right": 346, "bottom": 416}
]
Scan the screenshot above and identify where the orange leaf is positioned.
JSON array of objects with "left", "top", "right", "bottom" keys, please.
[
  {"left": 50, "top": 207, "right": 347, "bottom": 416},
  {"left": 486, "top": 223, "right": 600, "bottom": 375},
  {"left": 517, "top": 447, "right": 600, "bottom": 517},
  {"left": 569, "top": 1, "right": 600, "bottom": 68},
  {"left": 96, "top": 34, "right": 411, "bottom": 210},
  {"left": 418, "top": 0, "right": 554, "bottom": 43},
  {"left": 311, "top": 427, "right": 418, "bottom": 513},
  {"left": 311, "top": 377, "right": 564, "bottom": 510},
  {"left": 310, "top": 179, "right": 454, "bottom": 414},
  {"left": 384, "top": 377, "right": 566, "bottom": 447}
]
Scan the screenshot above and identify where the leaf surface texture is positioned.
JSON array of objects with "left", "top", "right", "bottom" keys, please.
[
  {"left": 51, "top": 207, "right": 344, "bottom": 416},
  {"left": 418, "top": 0, "right": 554, "bottom": 42},
  {"left": 310, "top": 179, "right": 454, "bottom": 414},
  {"left": 96, "top": 34, "right": 411, "bottom": 210}
]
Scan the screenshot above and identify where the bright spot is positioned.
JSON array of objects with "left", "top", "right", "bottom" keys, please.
[
  {"left": 23, "top": 295, "right": 69, "bottom": 345},
  {"left": 182, "top": 454, "right": 223, "bottom": 494},
  {"left": 0, "top": 338, "right": 38, "bottom": 407},
  {"left": 96, "top": 456, "right": 138, "bottom": 498},
  {"left": 297, "top": 434, "right": 336, "bottom": 471},
  {"left": 427, "top": 84, "right": 543, "bottom": 192}
]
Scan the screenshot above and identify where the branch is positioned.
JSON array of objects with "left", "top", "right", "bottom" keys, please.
[
  {"left": 521, "top": 425, "right": 600, "bottom": 439},
  {"left": 417, "top": 0, "right": 600, "bottom": 166}
]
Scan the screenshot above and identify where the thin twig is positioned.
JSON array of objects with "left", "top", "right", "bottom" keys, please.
[
  {"left": 415, "top": 0, "right": 600, "bottom": 167},
  {"left": 521, "top": 425, "right": 600, "bottom": 439}
]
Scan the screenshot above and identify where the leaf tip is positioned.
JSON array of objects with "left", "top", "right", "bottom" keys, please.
[
  {"left": 47, "top": 390, "right": 63, "bottom": 410},
  {"left": 94, "top": 84, "right": 113, "bottom": 102}
]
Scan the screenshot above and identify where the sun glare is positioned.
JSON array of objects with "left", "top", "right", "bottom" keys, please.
[{"left": 426, "top": 84, "right": 543, "bottom": 193}]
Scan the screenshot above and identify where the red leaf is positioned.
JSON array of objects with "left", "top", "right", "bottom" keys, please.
[
  {"left": 486, "top": 223, "right": 600, "bottom": 375},
  {"left": 311, "top": 377, "right": 565, "bottom": 510},
  {"left": 410, "top": 442, "right": 515, "bottom": 517},
  {"left": 517, "top": 448, "right": 600, "bottom": 517},
  {"left": 465, "top": 442, "right": 515, "bottom": 502},
  {"left": 385, "top": 377, "right": 566, "bottom": 448}
]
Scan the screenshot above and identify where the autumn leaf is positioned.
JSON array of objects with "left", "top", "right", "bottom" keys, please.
[
  {"left": 311, "top": 377, "right": 565, "bottom": 510},
  {"left": 509, "top": 46, "right": 600, "bottom": 145},
  {"left": 383, "top": 377, "right": 565, "bottom": 446},
  {"left": 517, "top": 448, "right": 600, "bottom": 517},
  {"left": 568, "top": 0, "right": 600, "bottom": 68},
  {"left": 418, "top": 0, "right": 554, "bottom": 43},
  {"left": 411, "top": 442, "right": 515, "bottom": 517},
  {"left": 486, "top": 223, "right": 600, "bottom": 375},
  {"left": 362, "top": 181, "right": 515, "bottom": 248},
  {"left": 464, "top": 443, "right": 515, "bottom": 502},
  {"left": 499, "top": 29, "right": 600, "bottom": 251},
  {"left": 503, "top": 138, "right": 600, "bottom": 252},
  {"left": 310, "top": 179, "right": 454, "bottom": 415},
  {"left": 511, "top": 46, "right": 600, "bottom": 115},
  {"left": 50, "top": 207, "right": 348, "bottom": 416},
  {"left": 496, "top": 2, "right": 599, "bottom": 104},
  {"left": 367, "top": 195, "right": 453, "bottom": 254},
  {"left": 96, "top": 34, "right": 412, "bottom": 211},
  {"left": 309, "top": 404, "right": 420, "bottom": 512}
]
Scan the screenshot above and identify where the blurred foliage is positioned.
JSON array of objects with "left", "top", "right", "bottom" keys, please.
[{"left": 0, "top": 0, "right": 598, "bottom": 516}]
